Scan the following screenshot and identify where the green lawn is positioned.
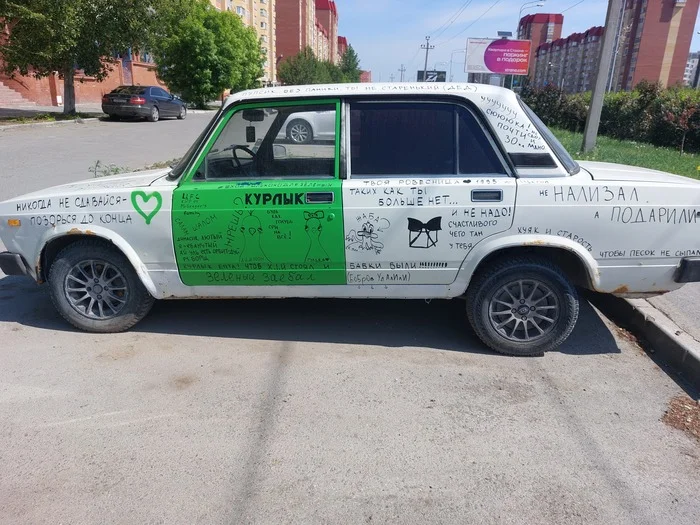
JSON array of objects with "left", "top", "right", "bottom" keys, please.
[{"left": 551, "top": 128, "right": 700, "bottom": 180}]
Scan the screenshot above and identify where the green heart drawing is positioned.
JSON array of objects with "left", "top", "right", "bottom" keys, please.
[{"left": 131, "top": 190, "right": 163, "bottom": 225}]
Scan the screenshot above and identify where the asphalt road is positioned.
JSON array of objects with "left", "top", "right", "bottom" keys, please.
[
  {"left": 0, "top": 113, "right": 215, "bottom": 202},
  {"left": 0, "top": 277, "right": 699, "bottom": 524},
  {"left": 1, "top": 114, "right": 699, "bottom": 524}
]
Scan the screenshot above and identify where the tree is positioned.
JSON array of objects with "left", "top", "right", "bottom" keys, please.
[
  {"left": 278, "top": 47, "right": 322, "bottom": 85},
  {"left": 339, "top": 45, "right": 361, "bottom": 83},
  {"left": 0, "top": 0, "right": 159, "bottom": 114},
  {"left": 151, "top": 0, "right": 263, "bottom": 108}
]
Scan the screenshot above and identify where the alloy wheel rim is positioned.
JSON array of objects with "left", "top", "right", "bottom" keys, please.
[
  {"left": 290, "top": 123, "right": 309, "bottom": 143},
  {"left": 488, "top": 279, "right": 560, "bottom": 342},
  {"left": 64, "top": 260, "right": 129, "bottom": 320},
  {"left": 152, "top": 107, "right": 158, "bottom": 120}
]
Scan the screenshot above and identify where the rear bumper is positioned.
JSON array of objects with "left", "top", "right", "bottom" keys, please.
[
  {"left": 674, "top": 257, "right": 700, "bottom": 283},
  {"left": 102, "top": 104, "right": 151, "bottom": 117},
  {"left": 0, "top": 252, "right": 29, "bottom": 276}
]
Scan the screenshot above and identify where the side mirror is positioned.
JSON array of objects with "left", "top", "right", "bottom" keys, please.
[{"left": 273, "top": 144, "right": 288, "bottom": 159}]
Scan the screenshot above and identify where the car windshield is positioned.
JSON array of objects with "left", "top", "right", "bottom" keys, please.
[
  {"left": 517, "top": 97, "right": 580, "bottom": 175},
  {"left": 111, "top": 86, "right": 148, "bottom": 94},
  {"left": 168, "top": 106, "right": 225, "bottom": 179}
]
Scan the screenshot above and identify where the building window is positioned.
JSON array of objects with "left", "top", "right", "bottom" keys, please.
[
  {"left": 260, "top": 21, "right": 267, "bottom": 29},
  {"left": 260, "top": 9, "right": 267, "bottom": 17},
  {"left": 261, "top": 35, "right": 268, "bottom": 43},
  {"left": 236, "top": 6, "right": 245, "bottom": 16}
]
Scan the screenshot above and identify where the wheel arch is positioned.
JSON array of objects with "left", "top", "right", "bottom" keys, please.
[
  {"left": 38, "top": 228, "right": 157, "bottom": 297},
  {"left": 453, "top": 235, "right": 600, "bottom": 296}
]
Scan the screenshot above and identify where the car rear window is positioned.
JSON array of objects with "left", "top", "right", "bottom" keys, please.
[{"left": 112, "top": 86, "right": 148, "bottom": 95}]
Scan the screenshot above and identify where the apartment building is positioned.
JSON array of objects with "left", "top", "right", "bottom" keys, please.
[
  {"left": 275, "top": 0, "right": 349, "bottom": 71},
  {"left": 534, "top": 27, "right": 603, "bottom": 93},
  {"left": 517, "top": 13, "right": 563, "bottom": 81},
  {"left": 684, "top": 51, "right": 700, "bottom": 87},
  {"left": 210, "top": 0, "right": 277, "bottom": 84}
]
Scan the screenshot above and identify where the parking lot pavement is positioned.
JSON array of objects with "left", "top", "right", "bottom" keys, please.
[
  {"left": 0, "top": 113, "right": 214, "bottom": 202},
  {"left": 1, "top": 275, "right": 698, "bottom": 525}
]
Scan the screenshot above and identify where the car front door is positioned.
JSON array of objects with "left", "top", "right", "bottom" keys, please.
[
  {"left": 342, "top": 99, "right": 516, "bottom": 287},
  {"left": 154, "top": 87, "right": 176, "bottom": 116},
  {"left": 171, "top": 99, "right": 346, "bottom": 287}
]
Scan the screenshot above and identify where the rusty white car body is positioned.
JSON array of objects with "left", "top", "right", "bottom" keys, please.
[{"left": 1, "top": 82, "right": 699, "bottom": 355}]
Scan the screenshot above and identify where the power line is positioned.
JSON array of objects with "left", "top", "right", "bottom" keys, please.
[
  {"left": 562, "top": 0, "right": 586, "bottom": 13},
  {"left": 435, "top": 0, "right": 505, "bottom": 47},
  {"left": 431, "top": 0, "right": 476, "bottom": 40}
]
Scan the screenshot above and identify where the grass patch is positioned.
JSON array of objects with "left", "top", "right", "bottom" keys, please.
[{"left": 552, "top": 128, "right": 700, "bottom": 180}]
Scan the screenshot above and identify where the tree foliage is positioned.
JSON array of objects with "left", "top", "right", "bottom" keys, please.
[
  {"left": 0, "top": 0, "right": 158, "bottom": 114},
  {"left": 150, "top": 0, "right": 263, "bottom": 109},
  {"left": 278, "top": 45, "right": 363, "bottom": 86}
]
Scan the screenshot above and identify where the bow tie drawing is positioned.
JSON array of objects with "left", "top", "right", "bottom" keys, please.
[
  {"left": 304, "top": 211, "right": 325, "bottom": 220},
  {"left": 407, "top": 216, "right": 442, "bottom": 248}
]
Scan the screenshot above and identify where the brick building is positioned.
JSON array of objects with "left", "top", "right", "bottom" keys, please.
[
  {"left": 275, "top": 0, "right": 349, "bottom": 72},
  {"left": 531, "top": 0, "right": 700, "bottom": 94},
  {"left": 517, "top": 13, "right": 564, "bottom": 80},
  {"left": 209, "top": 0, "right": 277, "bottom": 84},
  {"left": 534, "top": 27, "right": 603, "bottom": 93}
]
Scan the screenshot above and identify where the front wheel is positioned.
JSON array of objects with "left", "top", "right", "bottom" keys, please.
[
  {"left": 48, "top": 241, "right": 155, "bottom": 333},
  {"left": 466, "top": 258, "right": 579, "bottom": 356},
  {"left": 286, "top": 119, "right": 312, "bottom": 144},
  {"left": 177, "top": 105, "right": 187, "bottom": 120}
]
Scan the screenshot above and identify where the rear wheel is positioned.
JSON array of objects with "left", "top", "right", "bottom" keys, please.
[
  {"left": 147, "top": 106, "right": 159, "bottom": 122},
  {"left": 466, "top": 258, "right": 579, "bottom": 356},
  {"left": 48, "top": 241, "right": 155, "bottom": 333}
]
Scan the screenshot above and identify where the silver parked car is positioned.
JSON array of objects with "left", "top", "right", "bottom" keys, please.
[{"left": 276, "top": 109, "right": 336, "bottom": 143}]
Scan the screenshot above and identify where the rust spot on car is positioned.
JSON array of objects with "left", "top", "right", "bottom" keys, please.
[
  {"left": 613, "top": 285, "right": 629, "bottom": 294},
  {"left": 84, "top": 230, "right": 95, "bottom": 235},
  {"left": 67, "top": 228, "right": 82, "bottom": 235},
  {"left": 523, "top": 240, "right": 547, "bottom": 246}
]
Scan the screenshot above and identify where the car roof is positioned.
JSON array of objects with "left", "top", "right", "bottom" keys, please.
[{"left": 224, "top": 82, "right": 513, "bottom": 108}]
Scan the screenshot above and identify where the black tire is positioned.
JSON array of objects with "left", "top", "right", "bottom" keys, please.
[
  {"left": 147, "top": 105, "right": 159, "bottom": 122},
  {"left": 465, "top": 257, "right": 579, "bottom": 356},
  {"left": 177, "top": 105, "right": 187, "bottom": 120},
  {"left": 48, "top": 240, "right": 155, "bottom": 333},
  {"left": 286, "top": 119, "right": 313, "bottom": 144}
]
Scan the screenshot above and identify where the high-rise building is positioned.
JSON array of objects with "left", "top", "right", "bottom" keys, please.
[
  {"left": 209, "top": 0, "right": 277, "bottom": 84},
  {"left": 609, "top": 0, "right": 700, "bottom": 91},
  {"left": 534, "top": 27, "right": 603, "bottom": 93},
  {"left": 517, "top": 13, "right": 564, "bottom": 80},
  {"left": 684, "top": 51, "right": 700, "bottom": 87},
  {"left": 275, "top": 0, "right": 348, "bottom": 72},
  {"left": 337, "top": 36, "right": 348, "bottom": 61}
]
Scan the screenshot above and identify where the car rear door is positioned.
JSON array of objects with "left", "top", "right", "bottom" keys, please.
[{"left": 342, "top": 99, "right": 516, "bottom": 287}]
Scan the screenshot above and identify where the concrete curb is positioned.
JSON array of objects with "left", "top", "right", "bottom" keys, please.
[
  {"left": 590, "top": 292, "right": 700, "bottom": 393},
  {"left": 0, "top": 117, "right": 103, "bottom": 131}
]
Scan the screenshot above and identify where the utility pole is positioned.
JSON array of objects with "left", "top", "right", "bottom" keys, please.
[
  {"left": 581, "top": 0, "right": 624, "bottom": 153},
  {"left": 399, "top": 64, "right": 406, "bottom": 82},
  {"left": 421, "top": 36, "right": 435, "bottom": 82}
]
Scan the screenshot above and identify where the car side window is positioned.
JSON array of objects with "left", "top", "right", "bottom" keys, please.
[
  {"left": 458, "top": 107, "right": 508, "bottom": 175},
  {"left": 350, "top": 102, "right": 455, "bottom": 176},
  {"left": 194, "top": 103, "right": 337, "bottom": 181},
  {"left": 349, "top": 101, "right": 508, "bottom": 177}
]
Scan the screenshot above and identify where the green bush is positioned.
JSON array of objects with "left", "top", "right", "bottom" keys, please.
[{"left": 520, "top": 81, "right": 700, "bottom": 153}]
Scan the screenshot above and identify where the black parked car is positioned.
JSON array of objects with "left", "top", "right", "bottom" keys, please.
[{"left": 101, "top": 85, "right": 187, "bottom": 122}]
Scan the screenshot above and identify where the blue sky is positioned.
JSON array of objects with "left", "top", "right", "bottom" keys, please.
[{"left": 337, "top": 0, "right": 700, "bottom": 81}]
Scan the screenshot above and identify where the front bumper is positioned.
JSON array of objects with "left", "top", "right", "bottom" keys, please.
[
  {"left": 0, "top": 252, "right": 29, "bottom": 276},
  {"left": 674, "top": 257, "right": 700, "bottom": 283}
]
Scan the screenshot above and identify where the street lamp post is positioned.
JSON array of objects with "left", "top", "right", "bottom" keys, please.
[
  {"left": 449, "top": 49, "right": 466, "bottom": 81},
  {"left": 433, "top": 61, "right": 448, "bottom": 81},
  {"left": 517, "top": 1, "right": 545, "bottom": 36}
]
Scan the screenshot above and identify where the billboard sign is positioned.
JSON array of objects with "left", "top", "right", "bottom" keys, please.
[
  {"left": 465, "top": 38, "right": 531, "bottom": 76},
  {"left": 417, "top": 70, "right": 447, "bottom": 82}
]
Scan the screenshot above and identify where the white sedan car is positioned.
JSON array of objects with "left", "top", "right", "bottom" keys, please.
[{"left": 1, "top": 82, "right": 699, "bottom": 356}]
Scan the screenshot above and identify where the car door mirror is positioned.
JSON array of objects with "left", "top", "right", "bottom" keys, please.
[{"left": 273, "top": 144, "right": 287, "bottom": 159}]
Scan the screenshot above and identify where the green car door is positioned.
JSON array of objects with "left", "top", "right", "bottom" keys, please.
[{"left": 172, "top": 99, "right": 347, "bottom": 286}]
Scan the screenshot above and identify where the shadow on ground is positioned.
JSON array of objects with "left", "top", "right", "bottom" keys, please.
[
  {"left": 0, "top": 107, "right": 104, "bottom": 120},
  {"left": 0, "top": 275, "right": 619, "bottom": 356}
]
